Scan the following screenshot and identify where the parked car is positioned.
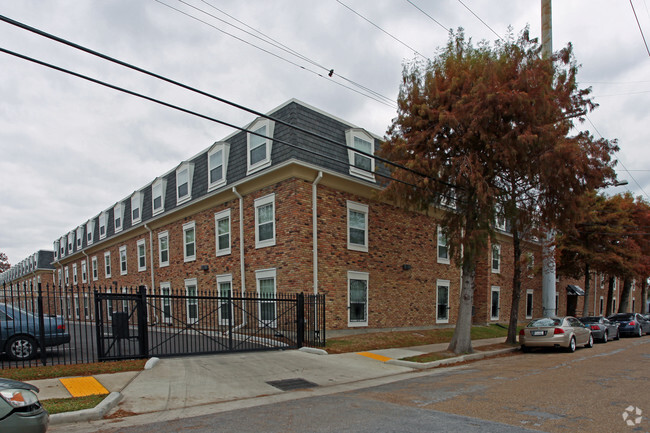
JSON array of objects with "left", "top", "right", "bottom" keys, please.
[
  {"left": 607, "top": 313, "right": 650, "bottom": 337},
  {"left": 0, "top": 304, "right": 70, "bottom": 361},
  {"left": 0, "top": 377, "right": 48, "bottom": 432},
  {"left": 520, "top": 316, "right": 593, "bottom": 353},
  {"left": 578, "top": 316, "right": 620, "bottom": 343}
]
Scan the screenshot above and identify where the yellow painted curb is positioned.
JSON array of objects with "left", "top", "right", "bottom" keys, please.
[
  {"left": 357, "top": 352, "right": 392, "bottom": 362},
  {"left": 59, "top": 377, "right": 109, "bottom": 398}
]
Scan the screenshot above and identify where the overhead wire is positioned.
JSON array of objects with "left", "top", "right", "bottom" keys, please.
[
  {"left": 455, "top": 0, "right": 504, "bottom": 41},
  {"left": 404, "top": 0, "right": 449, "bottom": 33},
  {"left": 629, "top": 0, "right": 650, "bottom": 56}
]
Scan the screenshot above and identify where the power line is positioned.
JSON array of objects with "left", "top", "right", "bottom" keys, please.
[
  {"left": 336, "top": 0, "right": 429, "bottom": 60},
  {"left": 404, "top": 0, "right": 448, "bottom": 32},
  {"left": 455, "top": 0, "right": 504, "bottom": 41},
  {"left": 629, "top": 0, "right": 650, "bottom": 56}
]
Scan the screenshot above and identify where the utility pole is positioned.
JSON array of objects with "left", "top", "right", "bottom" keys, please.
[{"left": 541, "top": 0, "right": 557, "bottom": 318}]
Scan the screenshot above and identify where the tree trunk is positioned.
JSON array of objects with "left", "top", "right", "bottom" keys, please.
[
  {"left": 642, "top": 278, "right": 648, "bottom": 314},
  {"left": 618, "top": 278, "right": 632, "bottom": 313},
  {"left": 605, "top": 277, "right": 615, "bottom": 317},
  {"left": 506, "top": 227, "right": 522, "bottom": 344},
  {"left": 448, "top": 259, "right": 476, "bottom": 354},
  {"left": 582, "top": 263, "right": 590, "bottom": 317}
]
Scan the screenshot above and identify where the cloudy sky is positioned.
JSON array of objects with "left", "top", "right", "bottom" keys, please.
[{"left": 1, "top": 0, "right": 649, "bottom": 265}]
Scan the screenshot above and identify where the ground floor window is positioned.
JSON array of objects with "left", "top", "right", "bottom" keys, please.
[
  {"left": 185, "top": 279, "right": 198, "bottom": 324},
  {"left": 256, "top": 269, "right": 276, "bottom": 325},
  {"left": 555, "top": 293, "right": 559, "bottom": 316},
  {"left": 160, "top": 283, "right": 171, "bottom": 324},
  {"left": 217, "top": 274, "right": 233, "bottom": 325},
  {"left": 491, "top": 286, "right": 500, "bottom": 320},
  {"left": 436, "top": 280, "right": 450, "bottom": 323},
  {"left": 348, "top": 271, "right": 368, "bottom": 327},
  {"left": 526, "top": 290, "right": 534, "bottom": 319}
]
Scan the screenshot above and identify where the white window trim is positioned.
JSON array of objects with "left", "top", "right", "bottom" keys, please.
[
  {"left": 99, "top": 212, "right": 108, "bottom": 240},
  {"left": 131, "top": 191, "right": 143, "bottom": 225},
  {"left": 176, "top": 162, "right": 195, "bottom": 205},
  {"left": 246, "top": 118, "right": 274, "bottom": 174},
  {"left": 67, "top": 232, "right": 74, "bottom": 254},
  {"left": 207, "top": 142, "right": 230, "bottom": 191},
  {"left": 491, "top": 244, "right": 501, "bottom": 274},
  {"left": 345, "top": 128, "right": 376, "bottom": 181},
  {"left": 185, "top": 278, "right": 199, "bottom": 324},
  {"left": 72, "top": 263, "right": 78, "bottom": 285},
  {"left": 114, "top": 203, "right": 124, "bottom": 234},
  {"left": 526, "top": 289, "right": 534, "bottom": 319},
  {"left": 254, "top": 194, "right": 276, "bottom": 249},
  {"left": 64, "top": 266, "right": 70, "bottom": 286},
  {"left": 255, "top": 268, "right": 277, "bottom": 327},
  {"left": 91, "top": 256, "right": 98, "bottom": 281},
  {"left": 81, "top": 260, "right": 87, "bottom": 284},
  {"left": 347, "top": 271, "right": 369, "bottom": 327},
  {"left": 347, "top": 201, "right": 369, "bottom": 252},
  {"left": 152, "top": 177, "right": 166, "bottom": 216},
  {"left": 490, "top": 286, "right": 500, "bottom": 321},
  {"left": 183, "top": 221, "right": 197, "bottom": 262},
  {"left": 86, "top": 220, "right": 95, "bottom": 245},
  {"left": 54, "top": 241, "right": 59, "bottom": 260},
  {"left": 437, "top": 226, "right": 450, "bottom": 265},
  {"left": 158, "top": 231, "right": 170, "bottom": 267},
  {"left": 215, "top": 209, "right": 232, "bottom": 256},
  {"left": 119, "top": 245, "right": 128, "bottom": 276},
  {"left": 436, "top": 279, "right": 451, "bottom": 324},
  {"left": 217, "top": 274, "right": 233, "bottom": 325},
  {"left": 137, "top": 239, "right": 147, "bottom": 272},
  {"left": 76, "top": 226, "right": 83, "bottom": 249},
  {"left": 160, "top": 282, "right": 172, "bottom": 324},
  {"left": 104, "top": 252, "right": 111, "bottom": 278}
]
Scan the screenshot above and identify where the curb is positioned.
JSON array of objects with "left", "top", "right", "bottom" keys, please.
[
  {"left": 387, "top": 347, "right": 519, "bottom": 369},
  {"left": 299, "top": 347, "right": 328, "bottom": 355},
  {"left": 49, "top": 391, "right": 122, "bottom": 425}
]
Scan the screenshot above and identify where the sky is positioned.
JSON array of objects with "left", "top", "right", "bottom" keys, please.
[{"left": 1, "top": 0, "right": 649, "bottom": 265}]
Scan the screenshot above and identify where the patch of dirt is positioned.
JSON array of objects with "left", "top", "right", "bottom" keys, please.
[{"left": 104, "top": 409, "right": 138, "bottom": 419}]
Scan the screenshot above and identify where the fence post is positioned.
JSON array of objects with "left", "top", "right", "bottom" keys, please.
[
  {"left": 138, "top": 286, "right": 149, "bottom": 359},
  {"left": 94, "top": 289, "right": 104, "bottom": 361},
  {"left": 37, "top": 282, "right": 47, "bottom": 366},
  {"left": 227, "top": 290, "right": 234, "bottom": 351},
  {"left": 296, "top": 292, "right": 304, "bottom": 348}
]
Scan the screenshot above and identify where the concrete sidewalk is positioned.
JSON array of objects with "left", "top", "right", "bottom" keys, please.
[{"left": 29, "top": 337, "right": 513, "bottom": 428}]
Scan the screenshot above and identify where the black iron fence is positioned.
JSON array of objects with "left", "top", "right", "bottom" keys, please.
[{"left": 0, "top": 282, "right": 325, "bottom": 369}]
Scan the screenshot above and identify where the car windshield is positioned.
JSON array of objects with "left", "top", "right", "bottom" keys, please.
[
  {"left": 610, "top": 314, "right": 633, "bottom": 321},
  {"left": 579, "top": 317, "right": 599, "bottom": 323},
  {"left": 527, "top": 318, "right": 561, "bottom": 327}
]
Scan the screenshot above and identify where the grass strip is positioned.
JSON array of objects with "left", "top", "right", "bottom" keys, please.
[
  {"left": 42, "top": 394, "right": 108, "bottom": 414},
  {"left": 1, "top": 359, "right": 146, "bottom": 382}
]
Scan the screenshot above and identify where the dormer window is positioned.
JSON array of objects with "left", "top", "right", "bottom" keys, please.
[
  {"left": 494, "top": 205, "right": 506, "bottom": 231},
  {"left": 99, "top": 212, "right": 108, "bottom": 240},
  {"left": 67, "top": 232, "right": 74, "bottom": 254},
  {"left": 208, "top": 142, "right": 230, "bottom": 191},
  {"left": 176, "top": 163, "right": 194, "bottom": 205},
  {"left": 345, "top": 129, "right": 375, "bottom": 181},
  {"left": 76, "top": 226, "right": 83, "bottom": 249},
  {"left": 86, "top": 220, "right": 95, "bottom": 245},
  {"left": 54, "top": 241, "right": 59, "bottom": 260},
  {"left": 152, "top": 178, "right": 166, "bottom": 216},
  {"left": 131, "top": 191, "right": 142, "bottom": 224},
  {"left": 114, "top": 203, "right": 123, "bottom": 233},
  {"left": 246, "top": 119, "right": 274, "bottom": 174},
  {"left": 60, "top": 236, "right": 66, "bottom": 257}
]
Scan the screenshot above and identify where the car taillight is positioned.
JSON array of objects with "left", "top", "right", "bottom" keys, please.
[
  {"left": 629, "top": 321, "right": 636, "bottom": 326},
  {"left": 57, "top": 324, "right": 66, "bottom": 330},
  {"left": 590, "top": 325, "right": 601, "bottom": 330},
  {"left": 553, "top": 328, "right": 565, "bottom": 334},
  {"left": 519, "top": 329, "right": 525, "bottom": 336}
]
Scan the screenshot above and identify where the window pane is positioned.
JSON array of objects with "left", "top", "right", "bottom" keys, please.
[
  {"left": 349, "top": 279, "right": 367, "bottom": 322},
  {"left": 132, "top": 208, "right": 140, "bottom": 220},
  {"left": 178, "top": 182, "right": 188, "bottom": 198},
  {"left": 210, "top": 165, "right": 223, "bottom": 184},
  {"left": 250, "top": 142, "right": 266, "bottom": 165},
  {"left": 353, "top": 136, "right": 372, "bottom": 153},
  {"left": 258, "top": 222, "right": 273, "bottom": 242},
  {"left": 218, "top": 233, "right": 230, "bottom": 250},
  {"left": 210, "top": 150, "right": 223, "bottom": 183},
  {"left": 437, "top": 285, "right": 449, "bottom": 320},
  {"left": 349, "top": 228, "right": 365, "bottom": 245},
  {"left": 154, "top": 196, "right": 162, "bottom": 210},
  {"left": 354, "top": 153, "right": 371, "bottom": 171},
  {"left": 258, "top": 203, "right": 272, "bottom": 223},
  {"left": 491, "top": 291, "right": 499, "bottom": 318}
]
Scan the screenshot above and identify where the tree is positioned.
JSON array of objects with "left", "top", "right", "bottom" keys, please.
[
  {"left": 0, "top": 252, "right": 9, "bottom": 274},
  {"left": 380, "top": 28, "right": 617, "bottom": 353}
]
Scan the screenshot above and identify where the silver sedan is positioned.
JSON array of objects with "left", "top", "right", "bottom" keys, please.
[
  {"left": 578, "top": 316, "right": 619, "bottom": 343},
  {"left": 519, "top": 316, "right": 593, "bottom": 353}
]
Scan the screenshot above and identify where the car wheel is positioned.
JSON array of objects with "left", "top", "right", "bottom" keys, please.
[
  {"left": 6, "top": 335, "right": 38, "bottom": 361},
  {"left": 521, "top": 345, "right": 530, "bottom": 353},
  {"left": 585, "top": 334, "right": 594, "bottom": 348},
  {"left": 567, "top": 336, "right": 576, "bottom": 353},
  {"left": 637, "top": 327, "right": 643, "bottom": 338},
  {"left": 602, "top": 331, "right": 608, "bottom": 343},
  {"left": 615, "top": 329, "right": 620, "bottom": 340}
]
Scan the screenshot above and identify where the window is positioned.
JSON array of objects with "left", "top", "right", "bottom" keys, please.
[
  {"left": 345, "top": 128, "right": 375, "bottom": 180},
  {"left": 99, "top": 212, "right": 108, "bottom": 240},
  {"left": 176, "top": 162, "right": 194, "bottom": 205},
  {"left": 491, "top": 244, "right": 501, "bottom": 273},
  {"left": 57, "top": 269, "right": 62, "bottom": 286},
  {"left": 158, "top": 231, "right": 169, "bottom": 267},
  {"left": 137, "top": 239, "right": 146, "bottom": 272},
  {"left": 53, "top": 241, "right": 59, "bottom": 260},
  {"left": 91, "top": 256, "right": 98, "bottom": 281},
  {"left": 185, "top": 279, "right": 198, "bottom": 324},
  {"left": 72, "top": 264, "right": 78, "bottom": 285},
  {"left": 437, "top": 227, "right": 450, "bottom": 264},
  {"left": 254, "top": 194, "right": 275, "bottom": 248},
  {"left": 114, "top": 203, "right": 123, "bottom": 233},
  {"left": 436, "top": 280, "right": 450, "bottom": 323},
  {"left": 83, "top": 294, "right": 90, "bottom": 319},
  {"left": 76, "top": 226, "right": 83, "bottom": 249},
  {"left": 256, "top": 269, "right": 276, "bottom": 325},
  {"left": 217, "top": 274, "right": 233, "bottom": 325},
  {"left": 526, "top": 252, "right": 535, "bottom": 277},
  {"left": 491, "top": 286, "right": 500, "bottom": 320},
  {"left": 247, "top": 119, "right": 274, "bottom": 174},
  {"left": 599, "top": 296, "right": 604, "bottom": 315},
  {"left": 347, "top": 201, "right": 368, "bottom": 252},
  {"left": 81, "top": 260, "right": 87, "bottom": 283},
  {"left": 612, "top": 297, "right": 616, "bottom": 312},
  {"left": 152, "top": 178, "right": 166, "bottom": 216},
  {"left": 160, "top": 282, "right": 172, "bottom": 324},
  {"left": 208, "top": 142, "right": 229, "bottom": 190},
  {"left": 555, "top": 292, "right": 559, "bottom": 315},
  {"left": 119, "top": 246, "right": 127, "bottom": 275},
  {"left": 526, "top": 290, "right": 534, "bottom": 319},
  {"left": 64, "top": 266, "right": 69, "bottom": 286},
  {"left": 68, "top": 232, "right": 74, "bottom": 254},
  {"left": 131, "top": 192, "right": 142, "bottom": 224},
  {"left": 86, "top": 220, "right": 95, "bottom": 245},
  {"left": 494, "top": 205, "right": 506, "bottom": 231},
  {"left": 183, "top": 222, "right": 196, "bottom": 262},
  {"left": 215, "top": 209, "right": 231, "bottom": 256},
  {"left": 74, "top": 295, "right": 80, "bottom": 319},
  {"left": 348, "top": 271, "right": 368, "bottom": 326},
  {"left": 60, "top": 236, "right": 66, "bottom": 257},
  {"left": 104, "top": 252, "right": 111, "bottom": 278},
  {"left": 632, "top": 298, "right": 636, "bottom": 312}
]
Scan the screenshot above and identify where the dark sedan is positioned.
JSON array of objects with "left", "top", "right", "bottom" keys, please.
[
  {"left": 607, "top": 313, "right": 650, "bottom": 337},
  {"left": 579, "top": 316, "right": 620, "bottom": 342},
  {"left": 0, "top": 304, "right": 70, "bottom": 361}
]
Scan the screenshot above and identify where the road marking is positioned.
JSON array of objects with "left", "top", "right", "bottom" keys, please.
[
  {"left": 59, "top": 377, "right": 108, "bottom": 397},
  {"left": 358, "top": 352, "right": 392, "bottom": 362}
]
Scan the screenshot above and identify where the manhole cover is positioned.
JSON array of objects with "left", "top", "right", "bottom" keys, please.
[{"left": 266, "top": 378, "right": 319, "bottom": 391}]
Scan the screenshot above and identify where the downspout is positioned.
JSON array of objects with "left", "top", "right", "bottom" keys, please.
[
  {"left": 145, "top": 224, "right": 156, "bottom": 323},
  {"left": 312, "top": 171, "right": 323, "bottom": 295},
  {"left": 232, "top": 187, "right": 246, "bottom": 333}
]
